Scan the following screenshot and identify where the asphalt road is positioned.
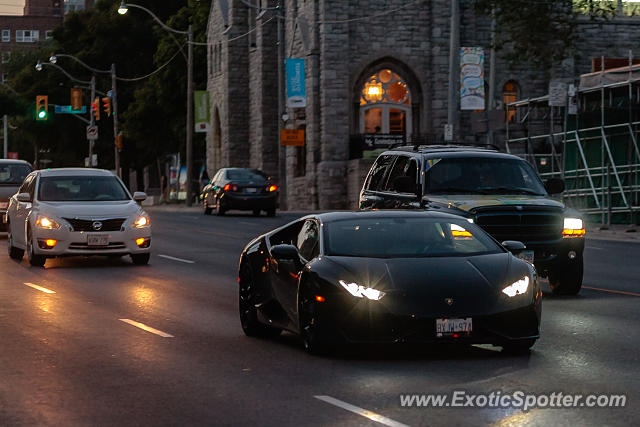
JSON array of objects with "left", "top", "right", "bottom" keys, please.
[{"left": 0, "top": 207, "right": 638, "bottom": 426}]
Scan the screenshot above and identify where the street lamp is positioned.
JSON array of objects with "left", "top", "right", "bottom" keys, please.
[
  {"left": 117, "top": 1, "right": 195, "bottom": 206},
  {"left": 49, "top": 53, "right": 122, "bottom": 178}
]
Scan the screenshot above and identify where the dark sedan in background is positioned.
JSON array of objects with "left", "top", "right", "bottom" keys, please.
[
  {"left": 202, "top": 168, "right": 278, "bottom": 216},
  {"left": 238, "top": 211, "right": 542, "bottom": 355},
  {"left": 0, "top": 160, "right": 32, "bottom": 231}
]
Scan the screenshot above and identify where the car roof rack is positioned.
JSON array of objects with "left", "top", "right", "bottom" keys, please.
[{"left": 390, "top": 142, "right": 501, "bottom": 153}]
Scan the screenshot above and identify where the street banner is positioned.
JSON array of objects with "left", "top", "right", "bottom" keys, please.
[
  {"left": 194, "top": 90, "right": 210, "bottom": 133},
  {"left": 460, "top": 47, "right": 485, "bottom": 110},
  {"left": 286, "top": 58, "right": 306, "bottom": 108}
]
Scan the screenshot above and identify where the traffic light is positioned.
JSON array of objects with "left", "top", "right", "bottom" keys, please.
[
  {"left": 36, "top": 95, "right": 48, "bottom": 121},
  {"left": 70, "top": 88, "right": 83, "bottom": 111},
  {"left": 91, "top": 97, "right": 100, "bottom": 121},
  {"left": 102, "top": 97, "right": 112, "bottom": 116}
]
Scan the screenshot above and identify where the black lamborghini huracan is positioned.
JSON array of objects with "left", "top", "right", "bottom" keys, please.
[{"left": 238, "top": 211, "right": 542, "bottom": 354}]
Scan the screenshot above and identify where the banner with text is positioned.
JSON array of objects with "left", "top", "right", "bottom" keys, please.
[
  {"left": 286, "top": 58, "right": 306, "bottom": 108},
  {"left": 460, "top": 47, "right": 485, "bottom": 111},
  {"left": 194, "top": 90, "right": 210, "bottom": 133}
]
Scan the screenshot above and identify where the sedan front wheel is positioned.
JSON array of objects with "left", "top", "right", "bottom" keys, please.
[{"left": 26, "top": 228, "right": 46, "bottom": 267}]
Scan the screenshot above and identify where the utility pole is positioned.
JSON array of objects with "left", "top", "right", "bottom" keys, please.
[
  {"left": 3, "top": 115, "right": 7, "bottom": 158},
  {"left": 89, "top": 75, "right": 96, "bottom": 166},
  {"left": 487, "top": 7, "right": 496, "bottom": 146},
  {"left": 111, "top": 63, "right": 121, "bottom": 178},
  {"left": 277, "top": 1, "right": 287, "bottom": 210},
  {"left": 447, "top": 0, "right": 460, "bottom": 141},
  {"left": 185, "top": 24, "right": 194, "bottom": 206}
]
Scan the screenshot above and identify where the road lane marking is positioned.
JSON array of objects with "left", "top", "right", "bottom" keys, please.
[
  {"left": 582, "top": 286, "right": 640, "bottom": 297},
  {"left": 238, "top": 221, "right": 257, "bottom": 226},
  {"left": 119, "top": 319, "right": 174, "bottom": 338},
  {"left": 158, "top": 254, "right": 195, "bottom": 264},
  {"left": 24, "top": 283, "right": 56, "bottom": 294},
  {"left": 314, "top": 395, "right": 409, "bottom": 427},
  {"left": 587, "top": 246, "right": 603, "bottom": 250}
]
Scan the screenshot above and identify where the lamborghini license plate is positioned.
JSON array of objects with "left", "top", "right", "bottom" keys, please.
[{"left": 436, "top": 318, "right": 472, "bottom": 337}]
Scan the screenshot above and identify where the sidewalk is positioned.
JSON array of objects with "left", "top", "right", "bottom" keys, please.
[
  {"left": 145, "top": 204, "right": 640, "bottom": 243},
  {"left": 586, "top": 223, "right": 640, "bottom": 243}
]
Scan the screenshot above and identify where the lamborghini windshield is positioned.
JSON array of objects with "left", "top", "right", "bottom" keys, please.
[{"left": 324, "top": 217, "right": 502, "bottom": 258}]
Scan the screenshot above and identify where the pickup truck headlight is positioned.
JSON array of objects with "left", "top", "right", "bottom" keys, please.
[
  {"left": 35, "top": 215, "right": 60, "bottom": 229},
  {"left": 339, "top": 280, "right": 385, "bottom": 301},
  {"left": 502, "top": 276, "right": 530, "bottom": 297},
  {"left": 562, "top": 217, "right": 585, "bottom": 237}
]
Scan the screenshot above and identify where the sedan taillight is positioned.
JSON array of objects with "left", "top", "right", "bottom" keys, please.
[
  {"left": 267, "top": 185, "right": 278, "bottom": 192},
  {"left": 223, "top": 184, "right": 238, "bottom": 192}
]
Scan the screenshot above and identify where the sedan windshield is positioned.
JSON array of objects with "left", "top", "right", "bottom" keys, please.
[
  {"left": 425, "top": 157, "right": 547, "bottom": 196},
  {"left": 324, "top": 217, "right": 502, "bottom": 258},
  {"left": 0, "top": 164, "right": 31, "bottom": 185},
  {"left": 38, "top": 175, "right": 130, "bottom": 202}
]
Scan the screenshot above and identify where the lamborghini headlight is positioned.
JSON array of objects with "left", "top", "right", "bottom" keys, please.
[
  {"left": 35, "top": 215, "right": 60, "bottom": 229},
  {"left": 133, "top": 214, "right": 150, "bottom": 228},
  {"left": 339, "top": 280, "right": 385, "bottom": 301},
  {"left": 502, "top": 276, "right": 530, "bottom": 297}
]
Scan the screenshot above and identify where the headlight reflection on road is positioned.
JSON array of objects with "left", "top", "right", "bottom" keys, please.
[{"left": 132, "top": 286, "right": 156, "bottom": 309}]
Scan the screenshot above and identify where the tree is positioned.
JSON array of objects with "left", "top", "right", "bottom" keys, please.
[{"left": 474, "top": 0, "right": 618, "bottom": 72}]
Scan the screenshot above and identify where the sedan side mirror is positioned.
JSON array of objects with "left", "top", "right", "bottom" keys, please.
[
  {"left": 545, "top": 178, "right": 565, "bottom": 195},
  {"left": 16, "top": 192, "right": 31, "bottom": 203},
  {"left": 501, "top": 240, "right": 526, "bottom": 254},
  {"left": 271, "top": 244, "right": 300, "bottom": 261},
  {"left": 133, "top": 191, "right": 147, "bottom": 202}
]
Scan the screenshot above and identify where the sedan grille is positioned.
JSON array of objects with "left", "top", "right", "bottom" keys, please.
[
  {"left": 474, "top": 207, "right": 563, "bottom": 244},
  {"left": 63, "top": 217, "right": 126, "bottom": 232},
  {"left": 68, "top": 242, "right": 126, "bottom": 250}
]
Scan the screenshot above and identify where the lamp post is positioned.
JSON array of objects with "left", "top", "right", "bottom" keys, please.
[
  {"left": 50, "top": 54, "right": 122, "bottom": 177},
  {"left": 118, "top": 2, "right": 194, "bottom": 206},
  {"left": 35, "top": 60, "right": 96, "bottom": 164}
]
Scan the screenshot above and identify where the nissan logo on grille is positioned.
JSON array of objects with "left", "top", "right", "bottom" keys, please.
[{"left": 92, "top": 221, "right": 103, "bottom": 231}]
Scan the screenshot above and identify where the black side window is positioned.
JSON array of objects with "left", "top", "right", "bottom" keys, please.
[
  {"left": 270, "top": 220, "right": 304, "bottom": 247},
  {"left": 383, "top": 156, "right": 410, "bottom": 192},
  {"left": 296, "top": 220, "right": 320, "bottom": 261},
  {"left": 27, "top": 175, "right": 36, "bottom": 199},
  {"left": 365, "top": 155, "right": 394, "bottom": 191}
]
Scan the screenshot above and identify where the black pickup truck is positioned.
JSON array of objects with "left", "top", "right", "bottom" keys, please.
[{"left": 359, "top": 145, "right": 585, "bottom": 295}]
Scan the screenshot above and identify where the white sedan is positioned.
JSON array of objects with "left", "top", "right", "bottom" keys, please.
[{"left": 5, "top": 168, "right": 151, "bottom": 267}]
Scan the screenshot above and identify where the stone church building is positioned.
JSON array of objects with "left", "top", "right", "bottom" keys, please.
[{"left": 206, "top": 0, "right": 640, "bottom": 210}]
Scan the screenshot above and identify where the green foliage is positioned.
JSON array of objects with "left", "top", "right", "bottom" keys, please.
[{"left": 474, "top": 0, "right": 618, "bottom": 71}]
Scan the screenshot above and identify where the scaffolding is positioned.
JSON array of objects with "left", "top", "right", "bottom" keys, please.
[{"left": 505, "top": 57, "right": 640, "bottom": 226}]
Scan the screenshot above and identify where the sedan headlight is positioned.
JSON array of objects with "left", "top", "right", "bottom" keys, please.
[
  {"left": 133, "top": 214, "right": 150, "bottom": 228},
  {"left": 562, "top": 217, "right": 585, "bottom": 237},
  {"left": 502, "top": 276, "right": 530, "bottom": 297},
  {"left": 35, "top": 215, "right": 60, "bottom": 229},
  {"left": 339, "top": 280, "right": 385, "bottom": 301}
]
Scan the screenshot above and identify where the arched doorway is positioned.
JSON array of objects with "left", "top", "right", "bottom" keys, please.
[{"left": 359, "top": 69, "right": 412, "bottom": 139}]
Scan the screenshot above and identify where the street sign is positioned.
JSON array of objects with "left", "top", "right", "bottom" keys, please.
[
  {"left": 280, "top": 129, "right": 305, "bottom": 146},
  {"left": 55, "top": 105, "right": 87, "bottom": 114},
  {"left": 86, "top": 125, "right": 98, "bottom": 140},
  {"left": 7, "top": 152, "right": 18, "bottom": 159}
]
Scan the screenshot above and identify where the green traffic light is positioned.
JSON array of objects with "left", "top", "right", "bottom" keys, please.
[{"left": 38, "top": 110, "right": 47, "bottom": 119}]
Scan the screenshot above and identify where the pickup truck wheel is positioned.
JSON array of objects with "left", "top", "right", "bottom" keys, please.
[{"left": 549, "top": 255, "right": 583, "bottom": 295}]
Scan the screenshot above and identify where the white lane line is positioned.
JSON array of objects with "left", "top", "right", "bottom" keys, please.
[
  {"left": 314, "top": 395, "right": 409, "bottom": 427},
  {"left": 119, "top": 319, "right": 174, "bottom": 338},
  {"left": 587, "top": 246, "right": 604, "bottom": 250},
  {"left": 158, "top": 254, "right": 195, "bottom": 264},
  {"left": 24, "top": 282, "right": 56, "bottom": 294},
  {"left": 583, "top": 286, "right": 640, "bottom": 297}
]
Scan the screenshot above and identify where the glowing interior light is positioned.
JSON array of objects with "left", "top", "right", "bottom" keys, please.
[{"left": 367, "top": 86, "right": 381, "bottom": 95}]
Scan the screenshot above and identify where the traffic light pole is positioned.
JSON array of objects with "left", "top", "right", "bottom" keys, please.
[
  {"left": 89, "top": 75, "right": 95, "bottom": 167},
  {"left": 185, "top": 25, "right": 194, "bottom": 206},
  {"left": 111, "top": 63, "right": 121, "bottom": 178}
]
